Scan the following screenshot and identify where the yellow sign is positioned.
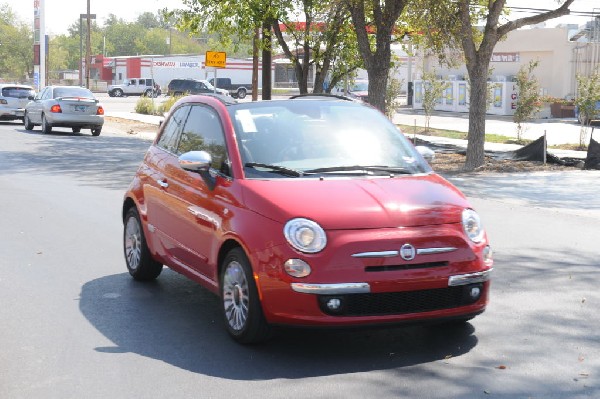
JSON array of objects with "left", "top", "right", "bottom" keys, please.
[{"left": 205, "top": 51, "right": 227, "bottom": 68}]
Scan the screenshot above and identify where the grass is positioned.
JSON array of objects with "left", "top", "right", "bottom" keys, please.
[{"left": 396, "top": 124, "right": 587, "bottom": 151}]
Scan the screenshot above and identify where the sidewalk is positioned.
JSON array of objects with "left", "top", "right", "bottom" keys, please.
[{"left": 393, "top": 108, "right": 593, "bottom": 159}]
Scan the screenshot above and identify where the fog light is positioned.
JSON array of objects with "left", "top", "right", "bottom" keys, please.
[
  {"left": 469, "top": 286, "right": 481, "bottom": 300},
  {"left": 326, "top": 298, "right": 341, "bottom": 310},
  {"left": 284, "top": 259, "right": 311, "bottom": 278},
  {"left": 483, "top": 245, "right": 493, "bottom": 265}
]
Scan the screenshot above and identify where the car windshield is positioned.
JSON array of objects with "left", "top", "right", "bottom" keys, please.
[
  {"left": 229, "top": 100, "right": 430, "bottom": 179},
  {"left": 2, "top": 87, "right": 34, "bottom": 99},
  {"left": 54, "top": 87, "right": 94, "bottom": 99},
  {"left": 351, "top": 81, "right": 369, "bottom": 91}
]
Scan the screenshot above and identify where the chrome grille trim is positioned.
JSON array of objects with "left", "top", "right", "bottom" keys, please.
[{"left": 352, "top": 247, "right": 457, "bottom": 258}]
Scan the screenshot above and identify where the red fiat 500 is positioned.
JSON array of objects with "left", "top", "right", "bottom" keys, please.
[{"left": 122, "top": 94, "right": 493, "bottom": 344}]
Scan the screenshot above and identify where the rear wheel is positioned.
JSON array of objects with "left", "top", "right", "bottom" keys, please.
[
  {"left": 220, "top": 248, "right": 271, "bottom": 344},
  {"left": 123, "top": 207, "right": 163, "bottom": 281},
  {"left": 237, "top": 88, "right": 247, "bottom": 99},
  {"left": 72, "top": 127, "right": 81, "bottom": 133},
  {"left": 113, "top": 89, "right": 123, "bottom": 97},
  {"left": 91, "top": 127, "right": 102, "bottom": 136},
  {"left": 23, "top": 112, "right": 34, "bottom": 130},
  {"left": 41, "top": 114, "right": 52, "bottom": 134}
]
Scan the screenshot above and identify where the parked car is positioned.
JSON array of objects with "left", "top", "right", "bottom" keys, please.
[
  {"left": 166, "top": 78, "right": 229, "bottom": 97},
  {"left": 0, "top": 84, "right": 35, "bottom": 122},
  {"left": 108, "top": 78, "right": 161, "bottom": 97},
  {"left": 332, "top": 79, "right": 370, "bottom": 102},
  {"left": 209, "top": 77, "right": 252, "bottom": 99},
  {"left": 24, "top": 86, "right": 104, "bottom": 136},
  {"left": 122, "top": 95, "right": 493, "bottom": 344}
]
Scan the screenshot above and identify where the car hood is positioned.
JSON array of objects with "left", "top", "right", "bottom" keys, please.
[{"left": 241, "top": 174, "right": 470, "bottom": 229}]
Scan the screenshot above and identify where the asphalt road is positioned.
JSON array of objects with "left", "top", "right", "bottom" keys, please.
[{"left": 0, "top": 120, "right": 598, "bottom": 398}]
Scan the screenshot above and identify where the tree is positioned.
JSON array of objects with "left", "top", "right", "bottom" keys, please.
[
  {"left": 0, "top": 4, "right": 33, "bottom": 81},
  {"left": 574, "top": 69, "right": 600, "bottom": 148},
  {"left": 407, "top": 0, "right": 574, "bottom": 170},
  {"left": 269, "top": 0, "right": 362, "bottom": 94},
  {"left": 346, "top": 0, "right": 410, "bottom": 113},
  {"left": 420, "top": 70, "right": 448, "bottom": 132},
  {"left": 513, "top": 60, "right": 541, "bottom": 143}
]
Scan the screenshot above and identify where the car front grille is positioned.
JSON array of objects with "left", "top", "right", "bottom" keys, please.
[{"left": 317, "top": 284, "right": 482, "bottom": 317}]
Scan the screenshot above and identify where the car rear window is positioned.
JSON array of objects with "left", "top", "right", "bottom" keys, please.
[
  {"left": 2, "top": 87, "right": 34, "bottom": 99},
  {"left": 54, "top": 87, "right": 94, "bottom": 99}
]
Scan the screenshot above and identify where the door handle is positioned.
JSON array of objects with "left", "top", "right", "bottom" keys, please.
[{"left": 156, "top": 179, "right": 169, "bottom": 188}]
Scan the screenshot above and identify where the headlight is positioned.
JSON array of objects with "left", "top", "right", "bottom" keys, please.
[
  {"left": 462, "top": 209, "right": 485, "bottom": 243},
  {"left": 284, "top": 218, "right": 327, "bottom": 253}
]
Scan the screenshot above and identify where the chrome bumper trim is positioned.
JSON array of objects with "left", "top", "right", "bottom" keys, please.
[
  {"left": 417, "top": 247, "right": 457, "bottom": 255},
  {"left": 352, "top": 247, "right": 457, "bottom": 258},
  {"left": 291, "top": 282, "right": 371, "bottom": 295},
  {"left": 448, "top": 269, "right": 493, "bottom": 287},
  {"left": 351, "top": 251, "right": 398, "bottom": 258}
]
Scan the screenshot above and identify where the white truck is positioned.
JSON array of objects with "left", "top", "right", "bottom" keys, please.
[{"left": 107, "top": 78, "right": 161, "bottom": 97}]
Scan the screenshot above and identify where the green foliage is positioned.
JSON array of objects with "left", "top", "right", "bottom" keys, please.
[
  {"left": 420, "top": 70, "right": 449, "bottom": 132},
  {"left": 574, "top": 69, "right": 600, "bottom": 147},
  {"left": 385, "top": 66, "right": 404, "bottom": 119},
  {"left": 157, "top": 95, "right": 185, "bottom": 114},
  {"left": 135, "top": 97, "right": 157, "bottom": 115},
  {"left": 513, "top": 60, "right": 541, "bottom": 142},
  {"left": 0, "top": 4, "right": 33, "bottom": 81}
]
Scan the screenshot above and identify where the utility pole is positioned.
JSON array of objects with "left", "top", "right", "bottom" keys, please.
[{"left": 86, "top": 0, "right": 91, "bottom": 89}]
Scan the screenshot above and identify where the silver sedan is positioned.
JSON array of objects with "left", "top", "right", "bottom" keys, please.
[{"left": 24, "top": 86, "right": 104, "bottom": 136}]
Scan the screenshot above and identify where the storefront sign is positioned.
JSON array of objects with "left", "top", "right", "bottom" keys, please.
[{"left": 491, "top": 52, "right": 520, "bottom": 62}]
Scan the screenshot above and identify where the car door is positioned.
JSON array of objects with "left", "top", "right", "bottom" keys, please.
[
  {"left": 150, "top": 103, "right": 232, "bottom": 280},
  {"left": 27, "top": 87, "right": 49, "bottom": 123}
]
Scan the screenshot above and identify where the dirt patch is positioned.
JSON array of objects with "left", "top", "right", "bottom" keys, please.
[
  {"left": 430, "top": 152, "right": 583, "bottom": 175},
  {"left": 104, "top": 116, "right": 159, "bottom": 138}
]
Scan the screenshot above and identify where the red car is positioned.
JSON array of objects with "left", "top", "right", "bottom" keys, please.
[{"left": 122, "top": 94, "right": 493, "bottom": 344}]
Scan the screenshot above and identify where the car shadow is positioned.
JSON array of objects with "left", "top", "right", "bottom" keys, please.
[
  {"left": 5, "top": 127, "right": 151, "bottom": 190},
  {"left": 79, "top": 269, "right": 479, "bottom": 380}
]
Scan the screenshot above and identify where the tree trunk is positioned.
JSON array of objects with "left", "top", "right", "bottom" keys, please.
[
  {"left": 261, "top": 20, "right": 272, "bottom": 100},
  {"left": 366, "top": 62, "right": 389, "bottom": 111},
  {"left": 464, "top": 71, "right": 488, "bottom": 170},
  {"left": 252, "top": 27, "right": 259, "bottom": 102}
]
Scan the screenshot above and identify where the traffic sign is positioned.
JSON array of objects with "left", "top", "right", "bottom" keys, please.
[{"left": 205, "top": 51, "right": 226, "bottom": 68}]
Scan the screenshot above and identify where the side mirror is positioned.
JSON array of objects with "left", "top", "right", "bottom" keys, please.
[
  {"left": 416, "top": 146, "right": 435, "bottom": 163},
  {"left": 179, "top": 151, "right": 216, "bottom": 190}
]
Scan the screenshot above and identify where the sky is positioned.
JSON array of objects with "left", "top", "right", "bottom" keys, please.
[
  {"left": 3, "top": 0, "right": 186, "bottom": 35},
  {"left": 2, "top": 0, "right": 599, "bottom": 35}
]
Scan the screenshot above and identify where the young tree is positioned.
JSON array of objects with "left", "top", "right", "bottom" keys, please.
[
  {"left": 407, "top": 0, "right": 574, "bottom": 170},
  {"left": 513, "top": 60, "right": 541, "bottom": 143},
  {"left": 0, "top": 5, "right": 33, "bottom": 81},
  {"left": 420, "top": 70, "right": 448, "bottom": 132},
  {"left": 574, "top": 70, "right": 600, "bottom": 148}
]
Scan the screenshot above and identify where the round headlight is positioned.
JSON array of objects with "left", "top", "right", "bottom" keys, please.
[
  {"left": 284, "top": 218, "right": 327, "bottom": 253},
  {"left": 462, "top": 209, "right": 485, "bottom": 243}
]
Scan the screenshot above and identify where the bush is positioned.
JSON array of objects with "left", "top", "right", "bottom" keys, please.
[
  {"left": 135, "top": 97, "right": 156, "bottom": 115},
  {"left": 157, "top": 95, "right": 184, "bottom": 115}
]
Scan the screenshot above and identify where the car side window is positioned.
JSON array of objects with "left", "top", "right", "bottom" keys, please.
[
  {"left": 178, "top": 105, "right": 229, "bottom": 175},
  {"left": 156, "top": 106, "right": 190, "bottom": 154}
]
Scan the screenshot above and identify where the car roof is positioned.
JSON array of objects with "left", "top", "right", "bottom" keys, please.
[{"left": 0, "top": 84, "right": 34, "bottom": 89}]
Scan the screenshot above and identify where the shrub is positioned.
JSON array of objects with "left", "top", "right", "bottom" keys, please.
[
  {"left": 157, "top": 95, "right": 184, "bottom": 115},
  {"left": 135, "top": 97, "right": 156, "bottom": 115}
]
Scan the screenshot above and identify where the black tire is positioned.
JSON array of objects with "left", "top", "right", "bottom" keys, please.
[
  {"left": 123, "top": 207, "right": 163, "bottom": 281},
  {"left": 113, "top": 89, "right": 123, "bottom": 97},
  {"left": 23, "top": 112, "right": 34, "bottom": 130},
  {"left": 237, "top": 88, "right": 247, "bottom": 99},
  {"left": 143, "top": 89, "right": 153, "bottom": 97},
  {"left": 91, "top": 127, "right": 102, "bottom": 136},
  {"left": 220, "top": 248, "right": 271, "bottom": 344},
  {"left": 108, "top": 91, "right": 115, "bottom": 97},
  {"left": 72, "top": 127, "right": 81, "bottom": 133},
  {"left": 41, "top": 114, "right": 52, "bottom": 134}
]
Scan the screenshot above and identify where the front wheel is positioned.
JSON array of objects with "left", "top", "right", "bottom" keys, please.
[
  {"left": 113, "top": 89, "right": 123, "bottom": 98},
  {"left": 123, "top": 207, "right": 163, "bottom": 281},
  {"left": 72, "top": 127, "right": 81, "bottom": 133},
  {"left": 221, "top": 248, "right": 271, "bottom": 344}
]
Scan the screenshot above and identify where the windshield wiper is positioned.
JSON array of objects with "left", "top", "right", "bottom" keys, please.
[
  {"left": 245, "top": 162, "right": 303, "bottom": 177},
  {"left": 303, "top": 165, "right": 412, "bottom": 175}
]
